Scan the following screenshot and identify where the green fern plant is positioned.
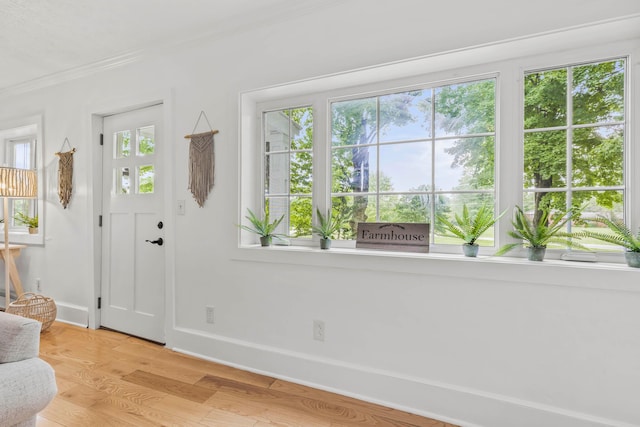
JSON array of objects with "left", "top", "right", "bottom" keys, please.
[
  {"left": 580, "top": 215, "right": 640, "bottom": 252},
  {"left": 437, "top": 203, "right": 506, "bottom": 246},
  {"left": 496, "top": 205, "right": 587, "bottom": 256}
]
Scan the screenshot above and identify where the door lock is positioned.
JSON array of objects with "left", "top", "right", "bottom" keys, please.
[{"left": 145, "top": 238, "right": 164, "bottom": 246}]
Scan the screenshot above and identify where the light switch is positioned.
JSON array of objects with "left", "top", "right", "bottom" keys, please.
[{"left": 177, "top": 200, "right": 186, "bottom": 215}]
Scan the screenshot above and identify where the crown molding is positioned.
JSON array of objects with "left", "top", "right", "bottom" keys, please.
[{"left": 1, "top": 9, "right": 638, "bottom": 99}]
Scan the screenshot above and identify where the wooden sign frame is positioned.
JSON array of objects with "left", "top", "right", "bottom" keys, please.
[{"left": 356, "top": 222, "right": 430, "bottom": 253}]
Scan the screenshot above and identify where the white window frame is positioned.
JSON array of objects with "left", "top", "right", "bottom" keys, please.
[
  {"left": 240, "top": 29, "right": 639, "bottom": 265},
  {"left": 0, "top": 114, "right": 44, "bottom": 246},
  {"left": 262, "top": 105, "right": 315, "bottom": 241},
  {"left": 6, "top": 136, "right": 38, "bottom": 231}
]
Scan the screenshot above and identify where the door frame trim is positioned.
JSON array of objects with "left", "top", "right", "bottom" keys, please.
[{"left": 86, "top": 89, "right": 175, "bottom": 346}]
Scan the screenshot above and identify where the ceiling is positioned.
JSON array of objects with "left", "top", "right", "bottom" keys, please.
[
  {"left": 1, "top": 1, "right": 640, "bottom": 94},
  {"left": 0, "top": 0, "right": 331, "bottom": 91}
]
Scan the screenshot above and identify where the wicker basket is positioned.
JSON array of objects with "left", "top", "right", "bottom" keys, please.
[{"left": 7, "top": 292, "right": 57, "bottom": 332}]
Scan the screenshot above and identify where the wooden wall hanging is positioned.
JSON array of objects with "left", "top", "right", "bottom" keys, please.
[
  {"left": 184, "top": 111, "right": 218, "bottom": 208},
  {"left": 55, "top": 138, "right": 76, "bottom": 209}
]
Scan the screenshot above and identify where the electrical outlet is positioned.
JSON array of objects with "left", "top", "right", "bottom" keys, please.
[
  {"left": 313, "top": 320, "right": 325, "bottom": 341},
  {"left": 36, "top": 278, "right": 41, "bottom": 292},
  {"left": 206, "top": 306, "right": 215, "bottom": 324}
]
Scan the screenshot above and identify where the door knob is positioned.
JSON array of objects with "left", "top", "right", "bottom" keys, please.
[{"left": 145, "top": 238, "right": 164, "bottom": 246}]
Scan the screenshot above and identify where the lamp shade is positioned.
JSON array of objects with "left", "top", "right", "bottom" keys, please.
[{"left": 0, "top": 167, "right": 37, "bottom": 198}]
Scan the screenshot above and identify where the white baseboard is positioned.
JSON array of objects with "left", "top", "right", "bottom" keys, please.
[
  {"left": 170, "top": 327, "right": 634, "bottom": 427},
  {"left": 54, "top": 301, "right": 88, "bottom": 327}
]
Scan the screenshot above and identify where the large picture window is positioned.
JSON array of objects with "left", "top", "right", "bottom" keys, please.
[
  {"left": 330, "top": 78, "right": 497, "bottom": 244},
  {"left": 244, "top": 43, "right": 636, "bottom": 261},
  {"left": 524, "top": 59, "right": 625, "bottom": 250}
]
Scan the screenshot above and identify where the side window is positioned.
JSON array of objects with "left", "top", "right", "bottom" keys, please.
[
  {"left": 330, "top": 78, "right": 497, "bottom": 244},
  {"left": 263, "top": 107, "right": 313, "bottom": 238},
  {"left": 524, "top": 59, "right": 625, "bottom": 250},
  {"left": 6, "top": 137, "right": 37, "bottom": 230}
]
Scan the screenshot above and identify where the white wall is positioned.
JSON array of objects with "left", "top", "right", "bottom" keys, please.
[{"left": 2, "top": 2, "right": 640, "bottom": 426}]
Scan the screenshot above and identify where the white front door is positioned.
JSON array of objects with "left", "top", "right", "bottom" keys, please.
[{"left": 101, "top": 104, "right": 165, "bottom": 343}]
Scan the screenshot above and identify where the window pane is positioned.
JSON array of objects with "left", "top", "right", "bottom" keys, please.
[
  {"left": 264, "top": 111, "right": 289, "bottom": 153},
  {"left": 434, "top": 193, "right": 496, "bottom": 246},
  {"left": 523, "top": 191, "right": 573, "bottom": 248},
  {"left": 265, "top": 197, "right": 288, "bottom": 236},
  {"left": 116, "top": 167, "right": 130, "bottom": 194},
  {"left": 115, "top": 130, "right": 131, "bottom": 158},
  {"left": 332, "top": 146, "right": 377, "bottom": 193},
  {"left": 379, "top": 142, "right": 430, "bottom": 192},
  {"left": 265, "top": 153, "right": 289, "bottom": 195},
  {"left": 436, "top": 136, "right": 494, "bottom": 191},
  {"left": 138, "top": 165, "right": 154, "bottom": 194},
  {"left": 12, "top": 140, "right": 34, "bottom": 169},
  {"left": 572, "top": 125, "right": 623, "bottom": 187},
  {"left": 379, "top": 90, "right": 431, "bottom": 142},
  {"left": 290, "top": 151, "right": 312, "bottom": 195},
  {"left": 289, "top": 107, "right": 313, "bottom": 150},
  {"left": 137, "top": 126, "right": 155, "bottom": 156},
  {"left": 575, "top": 190, "right": 624, "bottom": 252},
  {"left": 331, "top": 97, "right": 377, "bottom": 147},
  {"left": 290, "top": 196, "right": 312, "bottom": 238},
  {"left": 524, "top": 130, "right": 566, "bottom": 189},
  {"left": 11, "top": 199, "right": 35, "bottom": 228},
  {"left": 524, "top": 69, "right": 567, "bottom": 130},
  {"left": 573, "top": 60, "right": 624, "bottom": 125},
  {"left": 435, "top": 79, "right": 495, "bottom": 137},
  {"left": 331, "top": 195, "right": 372, "bottom": 240},
  {"left": 378, "top": 194, "right": 430, "bottom": 223},
  {"left": 263, "top": 106, "right": 313, "bottom": 240},
  {"left": 523, "top": 191, "right": 567, "bottom": 227}
]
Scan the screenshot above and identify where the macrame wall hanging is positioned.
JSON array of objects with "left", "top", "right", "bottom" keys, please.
[
  {"left": 55, "top": 138, "right": 76, "bottom": 209},
  {"left": 184, "top": 111, "right": 218, "bottom": 207}
]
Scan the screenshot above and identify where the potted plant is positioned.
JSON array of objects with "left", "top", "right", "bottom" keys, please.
[
  {"left": 238, "top": 208, "right": 284, "bottom": 246},
  {"left": 495, "top": 205, "right": 586, "bottom": 261},
  {"left": 311, "top": 208, "right": 343, "bottom": 249},
  {"left": 437, "top": 203, "right": 506, "bottom": 257},
  {"left": 14, "top": 212, "right": 38, "bottom": 234},
  {"left": 580, "top": 215, "right": 640, "bottom": 268}
]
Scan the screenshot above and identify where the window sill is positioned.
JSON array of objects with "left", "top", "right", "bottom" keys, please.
[
  {"left": 0, "top": 231, "right": 43, "bottom": 246},
  {"left": 232, "top": 244, "right": 640, "bottom": 293}
]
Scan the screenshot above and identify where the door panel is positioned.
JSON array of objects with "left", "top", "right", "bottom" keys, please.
[{"left": 101, "top": 104, "right": 165, "bottom": 343}]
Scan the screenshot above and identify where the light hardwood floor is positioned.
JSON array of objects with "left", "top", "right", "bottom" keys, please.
[{"left": 37, "top": 322, "right": 457, "bottom": 426}]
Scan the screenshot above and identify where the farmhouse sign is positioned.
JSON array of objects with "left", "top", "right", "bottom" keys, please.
[{"left": 356, "top": 223, "right": 430, "bottom": 253}]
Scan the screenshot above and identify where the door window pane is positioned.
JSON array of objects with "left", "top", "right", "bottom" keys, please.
[
  {"left": 137, "top": 126, "right": 155, "bottom": 156},
  {"left": 115, "top": 130, "right": 131, "bottom": 158},
  {"left": 138, "top": 165, "right": 154, "bottom": 194},
  {"left": 116, "top": 167, "right": 130, "bottom": 194}
]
